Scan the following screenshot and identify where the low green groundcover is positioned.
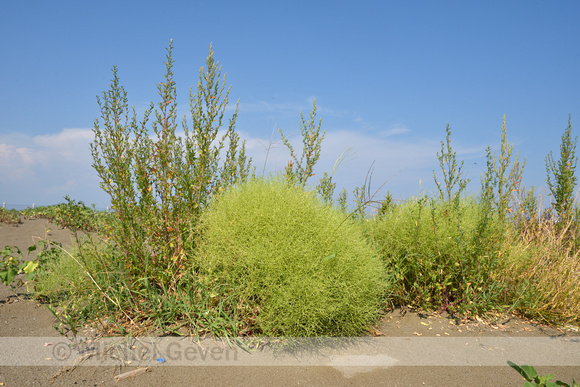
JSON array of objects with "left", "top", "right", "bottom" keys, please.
[{"left": 194, "top": 177, "right": 388, "bottom": 337}]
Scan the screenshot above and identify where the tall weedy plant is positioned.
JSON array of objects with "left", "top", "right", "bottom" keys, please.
[
  {"left": 546, "top": 115, "right": 578, "bottom": 224},
  {"left": 316, "top": 147, "right": 354, "bottom": 205},
  {"left": 480, "top": 115, "right": 526, "bottom": 224},
  {"left": 433, "top": 123, "right": 469, "bottom": 207},
  {"left": 280, "top": 100, "right": 325, "bottom": 187},
  {"left": 464, "top": 116, "right": 526, "bottom": 312},
  {"left": 91, "top": 41, "right": 251, "bottom": 289},
  {"left": 429, "top": 125, "right": 477, "bottom": 312}
]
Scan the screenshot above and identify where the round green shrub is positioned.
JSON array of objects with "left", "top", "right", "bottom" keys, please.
[{"left": 194, "top": 177, "right": 387, "bottom": 337}]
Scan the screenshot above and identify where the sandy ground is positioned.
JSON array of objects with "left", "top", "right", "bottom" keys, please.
[{"left": 1, "top": 218, "right": 579, "bottom": 386}]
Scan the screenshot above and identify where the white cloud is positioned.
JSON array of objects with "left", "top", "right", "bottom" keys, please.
[
  {"left": 0, "top": 143, "right": 35, "bottom": 180},
  {"left": 318, "top": 130, "right": 440, "bottom": 186},
  {"left": 0, "top": 129, "right": 107, "bottom": 207},
  {"left": 0, "top": 124, "right": 486, "bottom": 209},
  {"left": 32, "top": 129, "right": 94, "bottom": 160}
]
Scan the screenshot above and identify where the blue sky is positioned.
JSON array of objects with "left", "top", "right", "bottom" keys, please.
[{"left": 1, "top": 1, "right": 579, "bottom": 210}]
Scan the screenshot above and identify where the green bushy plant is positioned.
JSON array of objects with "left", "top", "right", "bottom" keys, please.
[
  {"left": 370, "top": 196, "right": 508, "bottom": 315},
  {"left": 90, "top": 40, "right": 251, "bottom": 289},
  {"left": 0, "top": 246, "right": 38, "bottom": 295},
  {"left": 370, "top": 124, "right": 511, "bottom": 315},
  {"left": 194, "top": 177, "right": 388, "bottom": 337},
  {"left": 0, "top": 241, "right": 62, "bottom": 298},
  {"left": 33, "top": 241, "right": 86, "bottom": 303},
  {"left": 20, "top": 198, "right": 111, "bottom": 232},
  {"left": 33, "top": 233, "right": 241, "bottom": 337},
  {"left": 32, "top": 41, "right": 254, "bottom": 337},
  {"left": 0, "top": 207, "right": 21, "bottom": 225}
]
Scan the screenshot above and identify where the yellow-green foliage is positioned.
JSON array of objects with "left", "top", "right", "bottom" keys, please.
[
  {"left": 194, "top": 177, "right": 387, "bottom": 336},
  {"left": 33, "top": 246, "right": 85, "bottom": 301},
  {"left": 0, "top": 208, "right": 21, "bottom": 225},
  {"left": 370, "top": 196, "right": 507, "bottom": 314},
  {"left": 33, "top": 237, "right": 104, "bottom": 302}
]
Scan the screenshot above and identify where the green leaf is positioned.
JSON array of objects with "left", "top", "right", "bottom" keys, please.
[
  {"left": 2, "top": 246, "right": 12, "bottom": 257},
  {"left": 47, "top": 305, "right": 59, "bottom": 319},
  {"left": 537, "top": 374, "right": 556, "bottom": 384},
  {"left": 0, "top": 270, "right": 8, "bottom": 284},
  {"left": 25, "top": 271, "right": 36, "bottom": 281},
  {"left": 521, "top": 365, "right": 539, "bottom": 380},
  {"left": 0, "top": 268, "right": 18, "bottom": 286},
  {"left": 508, "top": 361, "right": 538, "bottom": 381},
  {"left": 2, "top": 245, "right": 21, "bottom": 258}
]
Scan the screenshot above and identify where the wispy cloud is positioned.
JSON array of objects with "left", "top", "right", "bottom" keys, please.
[
  {"left": 380, "top": 126, "right": 412, "bottom": 137},
  {"left": 239, "top": 128, "right": 484, "bottom": 198},
  {"left": 234, "top": 98, "right": 361, "bottom": 123},
  {"left": 244, "top": 122, "right": 493, "bottom": 200},
  {"left": 233, "top": 100, "right": 305, "bottom": 115}
]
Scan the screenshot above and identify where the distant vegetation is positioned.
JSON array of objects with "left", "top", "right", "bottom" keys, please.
[{"left": 1, "top": 41, "right": 578, "bottom": 339}]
